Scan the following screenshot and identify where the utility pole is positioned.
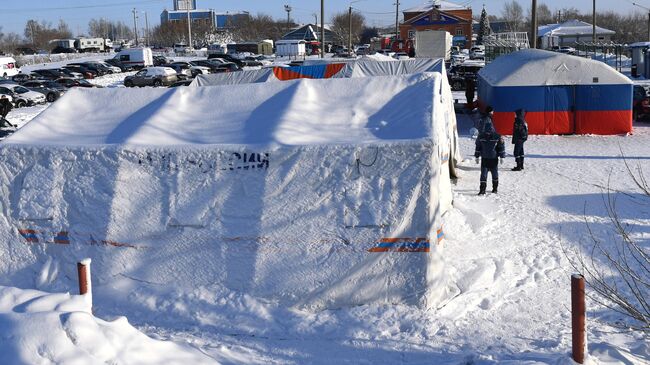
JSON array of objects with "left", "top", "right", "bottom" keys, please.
[
  {"left": 321, "top": 0, "right": 325, "bottom": 58},
  {"left": 395, "top": 1, "right": 400, "bottom": 39},
  {"left": 632, "top": 2, "right": 650, "bottom": 41},
  {"left": 187, "top": 1, "right": 193, "bottom": 49},
  {"left": 144, "top": 12, "right": 150, "bottom": 47},
  {"left": 313, "top": 13, "right": 318, "bottom": 26},
  {"left": 285, "top": 5, "right": 292, "bottom": 33},
  {"left": 592, "top": 0, "right": 596, "bottom": 43},
  {"left": 531, "top": 0, "right": 537, "bottom": 48},
  {"left": 132, "top": 8, "right": 138, "bottom": 46},
  {"left": 349, "top": 6, "right": 353, "bottom": 53}
]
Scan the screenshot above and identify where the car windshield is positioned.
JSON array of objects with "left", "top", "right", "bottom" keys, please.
[
  {"left": 14, "top": 86, "right": 30, "bottom": 94},
  {"left": 77, "top": 79, "right": 91, "bottom": 85}
]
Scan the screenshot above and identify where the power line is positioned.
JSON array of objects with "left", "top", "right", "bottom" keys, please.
[{"left": 2, "top": 0, "right": 165, "bottom": 14}]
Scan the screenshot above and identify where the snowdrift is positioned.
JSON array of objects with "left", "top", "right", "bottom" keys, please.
[
  {"left": 477, "top": 49, "right": 633, "bottom": 135},
  {"left": 0, "top": 286, "right": 215, "bottom": 364},
  {"left": 0, "top": 74, "right": 456, "bottom": 310}
]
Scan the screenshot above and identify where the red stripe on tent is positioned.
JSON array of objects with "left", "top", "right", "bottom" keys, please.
[
  {"left": 53, "top": 231, "right": 70, "bottom": 244},
  {"left": 379, "top": 237, "right": 428, "bottom": 243},
  {"left": 493, "top": 110, "right": 632, "bottom": 136},
  {"left": 324, "top": 63, "right": 345, "bottom": 78},
  {"left": 575, "top": 110, "right": 632, "bottom": 135},
  {"left": 369, "top": 246, "right": 430, "bottom": 253}
]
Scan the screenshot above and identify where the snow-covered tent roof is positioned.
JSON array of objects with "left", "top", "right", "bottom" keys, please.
[
  {"left": 538, "top": 19, "right": 615, "bottom": 37},
  {"left": 6, "top": 74, "right": 438, "bottom": 147},
  {"left": 403, "top": 1, "right": 468, "bottom": 12},
  {"left": 478, "top": 49, "right": 631, "bottom": 87},
  {"left": 192, "top": 59, "right": 444, "bottom": 86}
]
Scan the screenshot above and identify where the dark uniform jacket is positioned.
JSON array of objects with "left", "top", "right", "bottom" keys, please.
[
  {"left": 512, "top": 109, "right": 528, "bottom": 144},
  {"left": 475, "top": 123, "right": 506, "bottom": 160}
]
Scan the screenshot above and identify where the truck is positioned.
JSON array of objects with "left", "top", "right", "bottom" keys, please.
[
  {"left": 414, "top": 30, "right": 452, "bottom": 60},
  {"left": 275, "top": 40, "right": 306, "bottom": 58},
  {"left": 113, "top": 48, "right": 153, "bottom": 69},
  {"left": 74, "top": 38, "right": 109, "bottom": 53}
]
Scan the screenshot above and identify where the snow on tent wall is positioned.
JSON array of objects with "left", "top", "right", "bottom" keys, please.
[
  {"left": 477, "top": 49, "right": 633, "bottom": 135},
  {"left": 0, "top": 74, "right": 454, "bottom": 309}
]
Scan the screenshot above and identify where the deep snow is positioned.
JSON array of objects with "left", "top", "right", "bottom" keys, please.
[{"left": 0, "top": 74, "right": 648, "bottom": 364}]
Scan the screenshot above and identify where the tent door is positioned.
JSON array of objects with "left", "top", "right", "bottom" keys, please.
[{"left": 544, "top": 86, "right": 575, "bottom": 134}]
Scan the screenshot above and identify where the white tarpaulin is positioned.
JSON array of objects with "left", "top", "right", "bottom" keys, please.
[{"left": 0, "top": 74, "right": 457, "bottom": 310}]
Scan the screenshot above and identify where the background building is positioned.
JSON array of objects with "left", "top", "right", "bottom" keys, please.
[
  {"left": 538, "top": 20, "right": 615, "bottom": 48},
  {"left": 161, "top": 0, "right": 249, "bottom": 30},
  {"left": 400, "top": 0, "right": 473, "bottom": 48}
]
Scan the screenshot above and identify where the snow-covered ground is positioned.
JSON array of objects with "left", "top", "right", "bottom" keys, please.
[{"left": 0, "top": 80, "right": 648, "bottom": 364}]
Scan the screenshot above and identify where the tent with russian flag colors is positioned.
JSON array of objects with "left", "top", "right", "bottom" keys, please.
[
  {"left": 477, "top": 49, "right": 633, "bottom": 135},
  {"left": 0, "top": 73, "right": 457, "bottom": 310}
]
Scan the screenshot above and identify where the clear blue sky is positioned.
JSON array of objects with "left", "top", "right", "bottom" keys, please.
[{"left": 1, "top": 0, "right": 648, "bottom": 37}]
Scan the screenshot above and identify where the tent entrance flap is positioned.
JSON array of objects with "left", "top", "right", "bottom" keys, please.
[{"left": 544, "top": 86, "right": 575, "bottom": 134}]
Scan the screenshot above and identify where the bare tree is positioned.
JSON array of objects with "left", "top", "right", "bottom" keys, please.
[
  {"left": 23, "top": 19, "right": 72, "bottom": 50},
  {"left": 562, "top": 157, "right": 650, "bottom": 332},
  {"left": 502, "top": 0, "right": 525, "bottom": 32},
  {"left": 229, "top": 13, "right": 288, "bottom": 42},
  {"left": 330, "top": 11, "right": 365, "bottom": 47},
  {"left": 89, "top": 19, "right": 133, "bottom": 41}
]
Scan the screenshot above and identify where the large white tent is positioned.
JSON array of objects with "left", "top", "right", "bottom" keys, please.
[{"left": 0, "top": 74, "right": 457, "bottom": 309}]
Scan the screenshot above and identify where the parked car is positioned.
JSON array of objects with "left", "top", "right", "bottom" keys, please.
[
  {"left": 169, "top": 79, "right": 193, "bottom": 88},
  {"left": 123, "top": 67, "right": 178, "bottom": 87},
  {"left": 104, "top": 58, "right": 135, "bottom": 72},
  {"left": 31, "top": 69, "right": 68, "bottom": 80},
  {"left": 62, "top": 65, "right": 97, "bottom": 79},
  {"left": 160, "top": 64, "right": 191, "bottom": 79},
  {"left": 556, "top": 46, "right": 576, "bottom": 55},
  {"left": 207, "top": 53, "right": 250, "bottom": 68},
  {"left": 447, "top": 61, "right": 485, "bottom": 91},
  {"left": 171, "top": 61, "right": 211, "bottom": 77},
  {"left": 21, "top": 80, "right": 67, "bottom": 102},
  {"left": 469, "top": 46, "right": 485, "bottom": 59},
  {"left": 244, "top": 55, "right": 271, "bottom": 66},
  {"left": 11, "top": 73, "right": 33, "bottom": 83},
  {"left": 188, "top": 59, "right": 229, "bottom": 73},
  {"left": 67, "top": 62, "right": 110, "bottom": 76},
  {"left": 56, "top": 68, "right": 84, "bottom": 79},
  {"left": 54, "top": 77, "right": 100, "bottom": 88},
  {"left": 153, "top": 55, "right": 173, "bottom": 66},
  {"left": 211, "top": 62, "right": 240, "bottom": 73},
  {"left": 0, "top": 83, "right": 47, "bottom": 107},
  {"left": 85, "top": 61, "right": 121, "bottom": 74},
  {"left": 0, "top": 57, "right": 20, "bottom": 78},
  {"left": 633, "top": 84, "right": 650, "bottom": 121}
]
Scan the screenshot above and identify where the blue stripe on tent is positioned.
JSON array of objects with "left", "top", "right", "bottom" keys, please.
[
  {"left": 477, "top": 79, "right": 632, "bottom": 113},
  {"left": 285, "top": 65, "right": 327, "bottom": 79}
]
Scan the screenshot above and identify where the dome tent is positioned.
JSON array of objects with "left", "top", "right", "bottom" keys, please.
[{"left": 477, "top": 49, "right": 632, "bottom": 135}]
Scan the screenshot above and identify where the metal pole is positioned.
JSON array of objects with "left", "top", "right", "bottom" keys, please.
[
  {"left": 531, "top": 0, "right": 537, "bottom": 48},
  {"left": 349, "top": 6, "right": 353, "bottom": 54},
  {"left": 321, "top": 0, "right": 325, "bottom": 58},
  {"left": 395, "top": 1, "right": 400, "bottom": 39},
  {"left": 592, "top": 0, "right": 596, "bottom": 43},
  {"left": 145, "top": 12, "right": 150, "bottom": 47},
  {"left": 187, "top": 2, "right": 192, "bottom": 50},
  {"left": 571, "top": 274, "right": 586, "bottom": 364},
  {"left": 132, "top": 8, "right": 138, "bottom": 46},
  {"left": 648, "top": 12, "right": 650, "bottom": 41}
]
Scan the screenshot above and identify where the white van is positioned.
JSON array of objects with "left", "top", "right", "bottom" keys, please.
[
  {"left": 0, "top": 57, "right": 20, "bottom": 78},
  {"left": 113, "top": 48, "right": 153, "bottom": 69}
]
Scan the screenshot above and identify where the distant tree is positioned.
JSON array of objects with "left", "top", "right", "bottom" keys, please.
[
  {"left": 0, "top": 32, "right": 23, "bottom": 53},
  {"left": 23, "top": 19, "right": 72, "bottom": 50},
  {"left": 88, "top": 19, "right": 132, "bottom": 41},
  {"left": 330, "top": 11, "right": 365, "bottom": 47},
  {"left": 360, "top": 27, "right": 379, "bottom": 45},
  {"left": 477, "top": 6, "right": 491, "bottom": 45},
  {"left": 502, "top": 0, "right": 525, "bottom": 32},
  {"left": 229, "top": 13, "right": 288, "bottom": 42}
]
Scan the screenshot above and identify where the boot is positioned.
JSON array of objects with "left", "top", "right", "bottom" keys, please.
[
  {"left": 520, "top": 157, "right": 524, "bottom": 170},
  {"left": 478, "top": 182, "right": 486, "bottom": 195},
  {"left": 492, "top": 179, "right": 498, "bottom": 193},
  {"left": 511, "top": 157, "right": 522, "bottom": 171}
]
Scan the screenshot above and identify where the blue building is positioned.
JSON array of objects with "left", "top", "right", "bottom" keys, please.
[{"left": 160, "top": 0, "right": 249, "bottom": 29}]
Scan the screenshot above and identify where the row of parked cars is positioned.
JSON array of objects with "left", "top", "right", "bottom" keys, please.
[
  {"left": 125, "top": 54, "right": 252, "bottom": 88},
  {"left": 0, "top": 60, "right": 118, "bottom": 107}
]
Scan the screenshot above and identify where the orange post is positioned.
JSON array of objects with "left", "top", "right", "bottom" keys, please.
[
  {"left": 77, "top": 259, "right": 92, "bottom": 296},
  {"left": 571, "top": 274, "right": 586, "bottom": 364}
]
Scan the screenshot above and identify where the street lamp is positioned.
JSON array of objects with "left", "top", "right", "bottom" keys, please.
[
  {"left": 284, "top": 5, "right": 292, "bottom": 32},
  {"left": 632, "top": 1, "right": 650, "bottom": 41},
  {"left": 349, "top": 0, "right": 365, "bottom": 55}
]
